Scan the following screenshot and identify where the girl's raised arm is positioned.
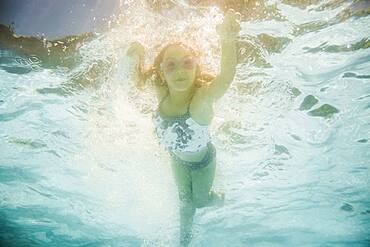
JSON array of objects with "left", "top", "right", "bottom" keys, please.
[
  {"left": 206, "top": 9, "right": 241, "bottom": 100},
  {"left": 125, "top": 42, "right": 168, "bottom": 102},
  {"left": 126, "top": 41, "right": 147, "bottom": 90}
]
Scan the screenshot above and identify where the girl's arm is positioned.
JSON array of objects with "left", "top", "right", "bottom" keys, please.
[
  {"left": 126, "top": 42, "right": 168, "bottom": 102},
  {"left": 206, "top": 9, "right": 241, "bottom": 100},
  {"left": 126, "top": 42, "right": 147, "bottom": 90},
  {"left": 132, "top": 56, "right": 146, "bottom": 90}
]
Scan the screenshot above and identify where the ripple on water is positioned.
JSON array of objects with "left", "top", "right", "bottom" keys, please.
[
  {"left": 7, "top": 137, "right": 47, "bottom": 149},
  {"left": 307, "top": 103, "right": 340, "bottom": 118}
]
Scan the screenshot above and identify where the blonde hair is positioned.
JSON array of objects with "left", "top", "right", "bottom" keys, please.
[{"left": 142, "top": 42, "right": 215, "bottom": 88}]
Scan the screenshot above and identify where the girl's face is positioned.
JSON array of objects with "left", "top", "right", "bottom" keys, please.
[{"left": 160, "top": 45, "right": 198, "bottom": 92}]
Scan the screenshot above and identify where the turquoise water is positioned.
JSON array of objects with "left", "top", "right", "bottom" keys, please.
[{"left": 1, "top": 1, "right": 369, "bottom": 246}]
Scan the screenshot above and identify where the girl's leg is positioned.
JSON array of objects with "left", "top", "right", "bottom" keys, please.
[
  {"left": 170, "top": 158, "right": 196, "bottom": 246},
  {"left": 191, "top": 157, "right": 225, "bottom": 209}
]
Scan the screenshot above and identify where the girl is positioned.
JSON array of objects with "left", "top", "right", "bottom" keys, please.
[{"left": 126, "top": 9, "right": 240, "bottom": 246}]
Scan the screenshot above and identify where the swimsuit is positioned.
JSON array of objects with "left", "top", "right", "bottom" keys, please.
[
  {"left": 169, "top": 142, "right": 216, "bottom": 171},
  {"left": 152, "top": 91, "right": 216, "bottom": 170}
]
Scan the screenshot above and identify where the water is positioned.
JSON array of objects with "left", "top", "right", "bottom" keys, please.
[{"left": 0, "top": 1, "right": 369, "bottom": 246}]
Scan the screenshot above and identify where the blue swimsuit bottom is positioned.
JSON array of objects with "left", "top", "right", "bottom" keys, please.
[{"left": 169, "top": 142, "right": 216, "bottom": 171}]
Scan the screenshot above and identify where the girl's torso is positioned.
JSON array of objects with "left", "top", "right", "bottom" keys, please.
[{"left": 153, "top": 88, "right": 214, "bottom": 162}]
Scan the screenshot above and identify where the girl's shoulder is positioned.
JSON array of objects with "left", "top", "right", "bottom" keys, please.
[{"left": 193, "top": 83, "right": 214, "bottom": 103}]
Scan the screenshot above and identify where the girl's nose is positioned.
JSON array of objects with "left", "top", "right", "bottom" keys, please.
[
  {"left": 174, "top": 68, "right": 188, "bottom": 76},
  {"left": 174, "top": 71, "right": 184, "bottom": 77}
]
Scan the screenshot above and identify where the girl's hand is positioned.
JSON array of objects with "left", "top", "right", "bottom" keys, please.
[
  {"left": 216, "top": 9, "right": 241, "bottom": 42},
  {"left": 126, "top": 41, "right": 145, "bottom": 58}
]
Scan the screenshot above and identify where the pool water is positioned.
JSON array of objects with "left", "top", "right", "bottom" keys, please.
[{"left": 0, "top": 1, "right": 369, "bottom": 246}]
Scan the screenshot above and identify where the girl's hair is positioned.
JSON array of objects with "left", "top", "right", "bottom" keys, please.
[{"left": 142, "top": 42, "right": 215, "bottom": 88}]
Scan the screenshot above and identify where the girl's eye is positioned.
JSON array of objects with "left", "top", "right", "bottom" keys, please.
[
  {"left": 183, "top": 58, "right": 194, "bottom": 69},
  {"left": 165, "top": 61, "right": 176, "bottom": 70}
]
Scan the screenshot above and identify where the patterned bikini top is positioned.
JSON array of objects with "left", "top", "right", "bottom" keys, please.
[{"left": 152, "top": 92, "right": 211, "bottom": 153}]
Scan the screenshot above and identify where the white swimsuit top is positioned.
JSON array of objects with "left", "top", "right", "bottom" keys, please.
[{"left": 152, "top": 93, "right": 211, "bottom": 153}]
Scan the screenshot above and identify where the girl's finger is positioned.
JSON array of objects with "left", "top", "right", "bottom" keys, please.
[
  {"left": 235, "top": 12, "right": 242, "bottom": 21},
  {"left": 225, "top": 9, "right": 236, "bottom": 21},
  {"left": 227, "top": 9, "right": 235, "bottom": 15}
]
